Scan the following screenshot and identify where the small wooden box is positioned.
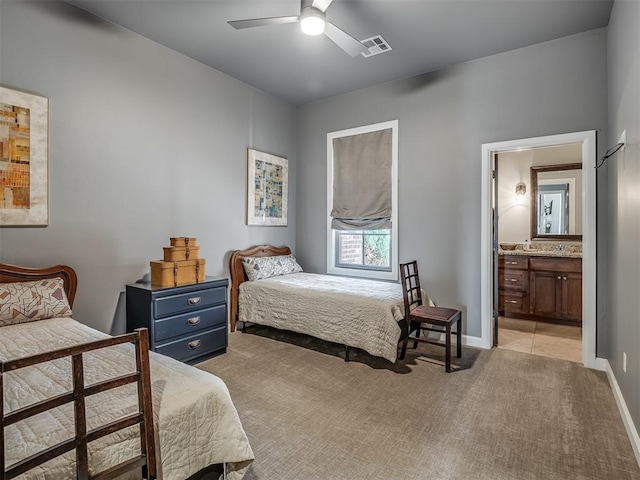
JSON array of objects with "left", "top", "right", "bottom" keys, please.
[
  {"left": 163, "top": 246, "right": 200, "bottom": 262},
  {"left": 150, "top": 259, "right": 206, "bottom": 286},
  {"left": 170, "top": 237, "right": 198, "bottom": 247}
]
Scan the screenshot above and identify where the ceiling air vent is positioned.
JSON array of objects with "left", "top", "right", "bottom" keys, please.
[{"left": 360, "top": 35, "right": 392, "bottom": 58}]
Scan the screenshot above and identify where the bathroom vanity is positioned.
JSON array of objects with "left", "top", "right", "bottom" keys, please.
[{"left": 499, "top": 250, "right": 582, "bottom": 326}]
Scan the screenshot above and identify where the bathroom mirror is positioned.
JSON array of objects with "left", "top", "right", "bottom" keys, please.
[{"left": 530, "top": 163, "right": 582, "bottom": 240}]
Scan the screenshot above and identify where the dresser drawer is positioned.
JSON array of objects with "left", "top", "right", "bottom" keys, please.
[
  {"left": 155, "top": 326, "right": 226, "bottom": 362},
  {"left": 501, "top": 292, "right": 528, "bottom": 315},
  {"left": 504, "top": 270, "right": 526, "bottom": 289},
  {"left": 154, "top": 286, "right": 226, "bottom": 318},
  {"left": 499, "top": 269, "right": 527, "bottom": 290},
  {"left": 154, "top": 304, "right": 226, "bottom": 342},
  {"left": 500, "top": 255, "right": 528, "bottom": 270},
  {"left": 529, "top": 256, "right": 582, "bottom": 273}
]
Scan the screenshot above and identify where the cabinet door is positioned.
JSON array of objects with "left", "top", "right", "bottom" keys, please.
[
  {"left": 561, "top": 272, "right": 582, "bottom": 322},
  {"left": 530, "top": 271, "right": 560, "bottom": 318}
]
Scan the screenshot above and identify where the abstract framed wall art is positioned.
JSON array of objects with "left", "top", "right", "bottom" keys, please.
[
  {"left": 0, "top": 86, "right": 49, "bottom": 226},
  {"left": 247, "top": 148, "right": 288, "bottom": 226}
]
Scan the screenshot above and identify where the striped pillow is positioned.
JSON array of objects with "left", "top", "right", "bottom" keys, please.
[{"left": 0, "top": 277, "right": 73, "bottom": 326}]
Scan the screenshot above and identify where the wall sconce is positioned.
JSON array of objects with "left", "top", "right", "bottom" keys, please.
[{"left": 515, "top": 182, "right": 526, "bottom": 203}]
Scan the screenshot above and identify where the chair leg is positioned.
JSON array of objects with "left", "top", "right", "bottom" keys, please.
[
  {"left": 344, "top": 345, "right": 350, "bottom": 362},
  {"left": 399, "top": 336, "right": 409, "bottom": 360},
  {"left": 412, "top": 324, "right": 420, "bottom": 349},
  {"left": 445, "top": 324, "right": 452, "bottom": 373},
  {"left": 456, "top": 316, "right": 462, "bottom": 359}
]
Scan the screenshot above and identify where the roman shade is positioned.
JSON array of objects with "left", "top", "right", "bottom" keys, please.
[{"left": 330, "top": 128, "right": 392, "bottom": 230}]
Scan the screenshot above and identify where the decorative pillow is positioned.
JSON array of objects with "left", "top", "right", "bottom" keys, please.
[
  {"left": 0, "top": 277, "right": 73, "bottom": 326},
  {"left": 242, "top": 254, "right": 303, "bottom": 281}
]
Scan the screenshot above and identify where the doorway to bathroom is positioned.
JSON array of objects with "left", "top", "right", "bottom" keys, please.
[
  {"left": 495, "top": 143, "right": 583, "bottom": 363},
  {"left": 480, "top": 131, "right": 598, "bottom": 369}
]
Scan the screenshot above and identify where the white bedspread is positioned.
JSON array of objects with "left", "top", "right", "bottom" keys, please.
[
  {"left": 239, "top": 272, "right": 415, "bottom": 362},
  {"left": 0, "top": 317, "right": 254, "bottom": 480}
]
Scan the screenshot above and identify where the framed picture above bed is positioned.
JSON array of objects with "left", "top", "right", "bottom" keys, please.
[
  {"left": 0, "top": 85, "right": 49, "bottom": 226},
  {"left": 247, "top": 148, "right": 288, "bottom": 226}
]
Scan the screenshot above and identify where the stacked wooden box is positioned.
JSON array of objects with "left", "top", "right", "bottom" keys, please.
[{"left": 150, "top": 237, "right": 206, "bottom": 286}]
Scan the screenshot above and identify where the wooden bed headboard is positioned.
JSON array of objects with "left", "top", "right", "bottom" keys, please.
[
  {"left": 229, "top": 244, "right": 291, "bottom": 332},
  {"left": 0, "top": 263, "right": 78, "bottom": 308}
]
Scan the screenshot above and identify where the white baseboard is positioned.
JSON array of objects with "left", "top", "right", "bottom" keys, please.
[
  {"left": 604, "top": 359, "right": 640, "bottom": 467},
  {"left": 594, "top": 357, "right": 608, "bottom": 371},
  {"left": 427, "top": 333, "right": 486, "bottom": 349},
  {"left": 462, "top": 334, "right": 486, "bottom": 349}
]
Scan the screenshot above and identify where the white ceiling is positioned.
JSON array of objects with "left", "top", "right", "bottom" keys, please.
[{"left": 68, "top": 0, "right": 614, "bottom": 105}]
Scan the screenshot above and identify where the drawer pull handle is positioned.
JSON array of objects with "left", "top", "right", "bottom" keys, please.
[
  {"left": 188, "top": 297, "right": 201, "bottom": 305},
  {"left": 187, "top": 316, "right": 201, "bottom": 326},
  {"left": 507, "top": 300, "right": 518, "bottom": 304},
  {"left": 557, "top": 276, "right": 561, "bottom": 280},
  {"left": 188, "top": 340, "right": 201, "bottom": 350},
  {"left": 509, "top": 262, "right": 518, "bottom": 265},
  {"left": 563, "top": 277, "right": 567, "bottom": 280},
  {"left": 510, "top": 279, "right": 518, "bottom": 282}
]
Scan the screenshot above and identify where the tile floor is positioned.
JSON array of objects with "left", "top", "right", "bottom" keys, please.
[{"left": 498, "top": 316, "right": 582, "bottom": 363}]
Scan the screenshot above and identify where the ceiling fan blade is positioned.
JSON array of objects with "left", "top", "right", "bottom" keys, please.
[
  {"left": 228, "top": 16, "right": 299, "bottom": 29},
  {"left": 311, "top": 0, "right": 334, "bottom": 13},
  {"left": 324, "top": 22, "right": 367, "bottom": 57}
]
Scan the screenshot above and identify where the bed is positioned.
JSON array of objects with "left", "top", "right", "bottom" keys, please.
[
  {"left": 0, "top": 263, "right": 253, "bottom": 480},
  {"left": 229, "top": 245, "right": 423, "bottom": 363}
]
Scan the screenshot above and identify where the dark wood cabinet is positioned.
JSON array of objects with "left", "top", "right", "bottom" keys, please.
[
  {"left": 500, "top": 254, "right": 582, "bottom": 326},
  {"left": 529, "top": 256, "right": 582, "bottom": 325},
  {"left": 126, "top": 277, "right": 228, "bottom": 364},
  {"left": 498, "top": 255, "right": 529, "bottom": 316}
]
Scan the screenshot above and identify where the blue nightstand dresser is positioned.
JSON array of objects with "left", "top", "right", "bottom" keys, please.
[{"left": 126, "top": 277, "right": 228, "bottom": 364}]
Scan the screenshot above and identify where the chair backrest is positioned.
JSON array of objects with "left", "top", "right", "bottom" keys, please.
[{"left": 400, "top": 261, "right": 423, "bottom": 318}]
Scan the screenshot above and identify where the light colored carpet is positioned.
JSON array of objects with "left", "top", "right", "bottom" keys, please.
[{"left": 197, "top": 326, "right": 640, "bottom": 480}]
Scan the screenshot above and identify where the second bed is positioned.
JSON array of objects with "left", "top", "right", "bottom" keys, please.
[{"left": 229, "top": 245, "right": 428, "bottom": 363}]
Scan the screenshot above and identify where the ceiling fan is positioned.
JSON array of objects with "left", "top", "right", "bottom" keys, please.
[{"left": 228, "top": 0, "right": 368, "bottom": 57}]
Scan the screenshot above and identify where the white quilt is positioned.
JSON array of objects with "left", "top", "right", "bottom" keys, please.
[
  {"left": 0, "top": 317, "right": 254, "bottom": 480},
  {"left": 239, "top": 272, "right": 420, "bottom": 362}
]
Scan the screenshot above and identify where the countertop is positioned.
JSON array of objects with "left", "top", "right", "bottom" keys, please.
[{"left": 499, "top": 250, "right": 582, "bottom": 258}]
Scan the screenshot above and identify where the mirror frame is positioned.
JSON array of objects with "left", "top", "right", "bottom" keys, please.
[{"left": 530, "top": 162, "right": 582, "bottom": 241}]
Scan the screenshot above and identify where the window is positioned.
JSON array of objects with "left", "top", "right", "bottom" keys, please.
[
  {"left": 336, "top": 229, "right": 391, "bottom": 270},
  {"left": 327, "top": 120, "right": 398, "bottom": 280}
]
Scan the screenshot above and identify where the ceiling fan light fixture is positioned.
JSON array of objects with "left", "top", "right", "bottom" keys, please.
[{"left": 299, "top": 6, "right": 326, "bottom": 36}]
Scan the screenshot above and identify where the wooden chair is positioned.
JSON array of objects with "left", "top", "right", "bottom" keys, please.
[{"left": 399, "top": 261, "right": 462, "bottom": 372}]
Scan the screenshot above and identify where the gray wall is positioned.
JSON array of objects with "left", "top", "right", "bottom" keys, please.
[
  {"left": 607, "top": 0, "right": 640, "bottom": 432},
  {"left": 0, "top": 1, "right": 297, "bottom": 334},
  {"left": 297, "top": 29, "right": 608, "bottom": 340}
]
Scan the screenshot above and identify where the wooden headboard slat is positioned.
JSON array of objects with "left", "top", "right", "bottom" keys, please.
[
  {"left": 0, "top": 264, "right": 78, "bottom": 308},
  {"left": 228, "top": 245, "right": 291, "bottom": 332}
]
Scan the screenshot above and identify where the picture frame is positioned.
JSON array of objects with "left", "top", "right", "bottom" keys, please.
[
  {"left": 247, "top": 148, "right": 288, "bottom": 226},
  {"left": 0, "top": 85, "right": 49, "bottom": 226}
]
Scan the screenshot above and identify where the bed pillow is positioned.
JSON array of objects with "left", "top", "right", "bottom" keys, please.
[
  {"left": 242, "top": 254, "right": 303, "bottom": 281},
  {"left": 0, "top": 277, "right": 73, "bottom": 326}
]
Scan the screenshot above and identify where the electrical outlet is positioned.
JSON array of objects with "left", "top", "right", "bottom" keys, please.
[{"left": 623, "top": 352, "right": 627, "bottom": 373}]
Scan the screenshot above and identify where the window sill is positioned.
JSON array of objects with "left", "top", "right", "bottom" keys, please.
[{"left": 327, "top": 265, "right": 398, "bottom": 281}]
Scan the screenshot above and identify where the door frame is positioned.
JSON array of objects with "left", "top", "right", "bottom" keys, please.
[{"left": 480, "top": 130, "right": 600, "bottom": 369}]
